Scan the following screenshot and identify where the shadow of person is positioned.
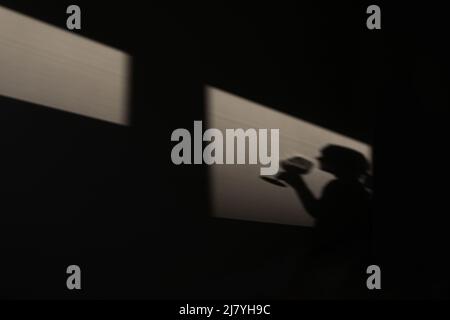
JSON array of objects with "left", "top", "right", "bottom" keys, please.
[{"left": 278, "top": 144, "right": 372, "bottom": 298}]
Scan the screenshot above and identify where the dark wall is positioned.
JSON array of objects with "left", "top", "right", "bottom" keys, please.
[{"left": 0, "top": 1, "right": 449, "bottom": 299}]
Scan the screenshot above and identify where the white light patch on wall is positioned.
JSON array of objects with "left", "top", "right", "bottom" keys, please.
[
  {"left": 0, "top": 6, "right": 130, "bottom": 125},
  {"left": 206, "top": 85, "right": 372, "bottom": 227}
]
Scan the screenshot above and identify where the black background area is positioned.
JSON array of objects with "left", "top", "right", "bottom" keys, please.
[{"left": 0, "top": 1, "right": 449, "bottom": 299}]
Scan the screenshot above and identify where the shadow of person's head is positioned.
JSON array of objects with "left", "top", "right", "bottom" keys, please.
[{"left": 317, "top": 145, "right": 370, "bottom": 181}]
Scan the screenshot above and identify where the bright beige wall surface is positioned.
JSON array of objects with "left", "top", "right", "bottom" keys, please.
[
  {"left": 206, "top": 85, "right": 372, "bottom": 227},
  {"left": 0, "top": 6, "right": 130, "bottom": 125}
]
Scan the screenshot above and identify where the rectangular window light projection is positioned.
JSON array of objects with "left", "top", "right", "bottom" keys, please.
[
  {"left": 206, "top": 85, "right": 372, "bottom": 227},
  {"left": 0, "top": 6, "right": 131, "bottom": 125}
]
